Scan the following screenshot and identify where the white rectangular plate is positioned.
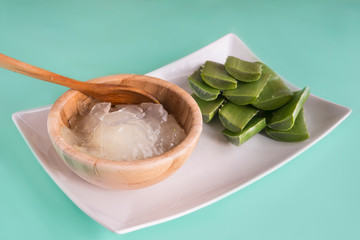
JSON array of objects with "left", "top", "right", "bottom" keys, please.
[{"left": 12, "top": 33, "right": 351, "bottom": 234}]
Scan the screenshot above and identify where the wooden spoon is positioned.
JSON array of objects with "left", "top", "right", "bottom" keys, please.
[{"left": 0, "top": 53, "right": 159, "bottom": 104}]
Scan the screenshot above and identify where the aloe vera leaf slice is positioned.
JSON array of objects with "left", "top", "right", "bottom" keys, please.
[
  {"left": 268, "top": 86, "right": 310, "bottom": 131},
  {"left": 224, "top": 56, "right": 263, "bottom": 82},
  {"left": 265, "top": 108, "right": 309, "bottom": 142},
  {"left": 219, "top": 102, "right": 259, "bottom": 132},
  {"left": 192, "top": 94, "right": 225, "bottom": 123},
  {"left": 188, "top": 67, "right": 220, "bottom": 101},
  {"left": 223, "top": 73, "right": 270, "bottom": 105},
  {"left": 251, "top": 64, "right": 293, "bottom": 110},
  {"left": 222, "top": 117, "right": 266, "bottom": 146},
  {"left": 201, "top": 61, "right": 237, "bottom": 90}
]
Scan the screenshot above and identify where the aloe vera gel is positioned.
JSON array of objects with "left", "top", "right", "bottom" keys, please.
[{"left": 187, "top": 56, "right": 310, "bottom": 145}]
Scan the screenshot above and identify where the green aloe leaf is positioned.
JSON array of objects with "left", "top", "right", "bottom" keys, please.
[
  {"left": 192, "top": 94, "right": 225, "bottom": 123},
  {"left": 219, "top": 102, "right": 259, "bottom": 132},
  {"left": 188, "top": 67, "right": 220, "bottom": 101},
  {"left": 201, "top": 61, "right": 237, "bottom": 90},
  {"left": 268, "top": 86, "right": 310, "bottom": 131},
  {"left": 222, "top": 117, "right": 266, "bottom": 146},
  {"left": 251, "top": 64, "right": 293, "bottom": 110},
  {"left": 265, "top": 108, "right": 309, "bottom": 142},
  {"left": 223, "top": 73, "right": 270, "bottom": 105},
  {"left": 224, "top": 56, "right": 263, "bottom": 82}
]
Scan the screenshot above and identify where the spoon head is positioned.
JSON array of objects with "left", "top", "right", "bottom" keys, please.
[{"left": 86, "top": 84, "right": 159, "bottom": 104}]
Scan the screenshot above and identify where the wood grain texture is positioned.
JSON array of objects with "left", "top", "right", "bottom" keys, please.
[
  {"left": 48, "top": 74, "right": 203, "bottom": 190},
  {"left": 0, "top": 53, "right": 158, "bottom": 104}
]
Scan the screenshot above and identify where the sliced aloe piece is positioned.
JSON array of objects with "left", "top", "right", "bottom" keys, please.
[
  {"left": 192, "top": 94, "right": 225, "bottom": 123},
  {"left": 222, "top": 117, "right": 266, "bottom": 146},
  {"left": 223, "top": 73, "right": 270, "bottom": 105},
  {"left": 265, "top": 108, "right": 309, "bottom": 142},
  {"left": 188, "top": 67, "right": 220, "bottom": 101},
  {"left": 251, "top": 64, "right": 293, "bottom": 110},
  {"left": 268, "top": 86, "right": 310, "bottom": 131},
  {"left": 224, "top": 56, "right": 263, "bottom": 82},
  {"left": 201, "top": 61, "right": 237, "bottom": 90},
  {"left": 219, "top": 102, "right": 259, "bottom": 132}
]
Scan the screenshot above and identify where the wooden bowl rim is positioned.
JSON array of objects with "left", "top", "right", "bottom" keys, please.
[{"left": 47, "top": 74, "right": 203, "bottom": 167}]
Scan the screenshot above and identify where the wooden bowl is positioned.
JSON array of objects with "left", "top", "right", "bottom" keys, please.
[{"left": 47, "top": 74, "right": 203, "bottom": 190}]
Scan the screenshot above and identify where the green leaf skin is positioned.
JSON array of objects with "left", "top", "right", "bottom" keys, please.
[
  {"left": 265, "top": 108, "right": 309, "bottom": 142},
  {"left": 268, "top": 86, "right": 310, "bottom": 131},
  {"left": 201, "top": 61, "right": 237, "bottom": 90},
  {"left": 192, "top": 94, "right": 226, "bottom": 123},
  {"left": 251, "top": 64, "right": 293, "bottom": 110},
  {"left": 188, "top": 67, "right": 220, "bottom": 101},
  {"left": 219, "top": 102, "right": 259, "bottom": 132},
  {"left": 223, "top": 73, "right": 270, "bottom": 105},
  {"left": 224, "top": 56, "right": 263, "bottom": 82},
  {"left": 222, "top": 117, "right": 266, "bottom": 146}
]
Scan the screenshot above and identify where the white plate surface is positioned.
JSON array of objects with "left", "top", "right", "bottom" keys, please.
[{"left": 12, "top": 33, "right": 351, "bottom": 234}]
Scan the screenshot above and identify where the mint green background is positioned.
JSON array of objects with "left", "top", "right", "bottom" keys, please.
[{"left": 1, "top": 0, "right": 359, "bottom": 239}]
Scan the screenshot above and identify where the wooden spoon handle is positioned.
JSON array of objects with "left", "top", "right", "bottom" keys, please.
[
  {"left": 0, "top": 53, "right": 159, "bottom": 104},
  {"left": 0, "top": 53, "right": 89, "bottom": 90}
]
